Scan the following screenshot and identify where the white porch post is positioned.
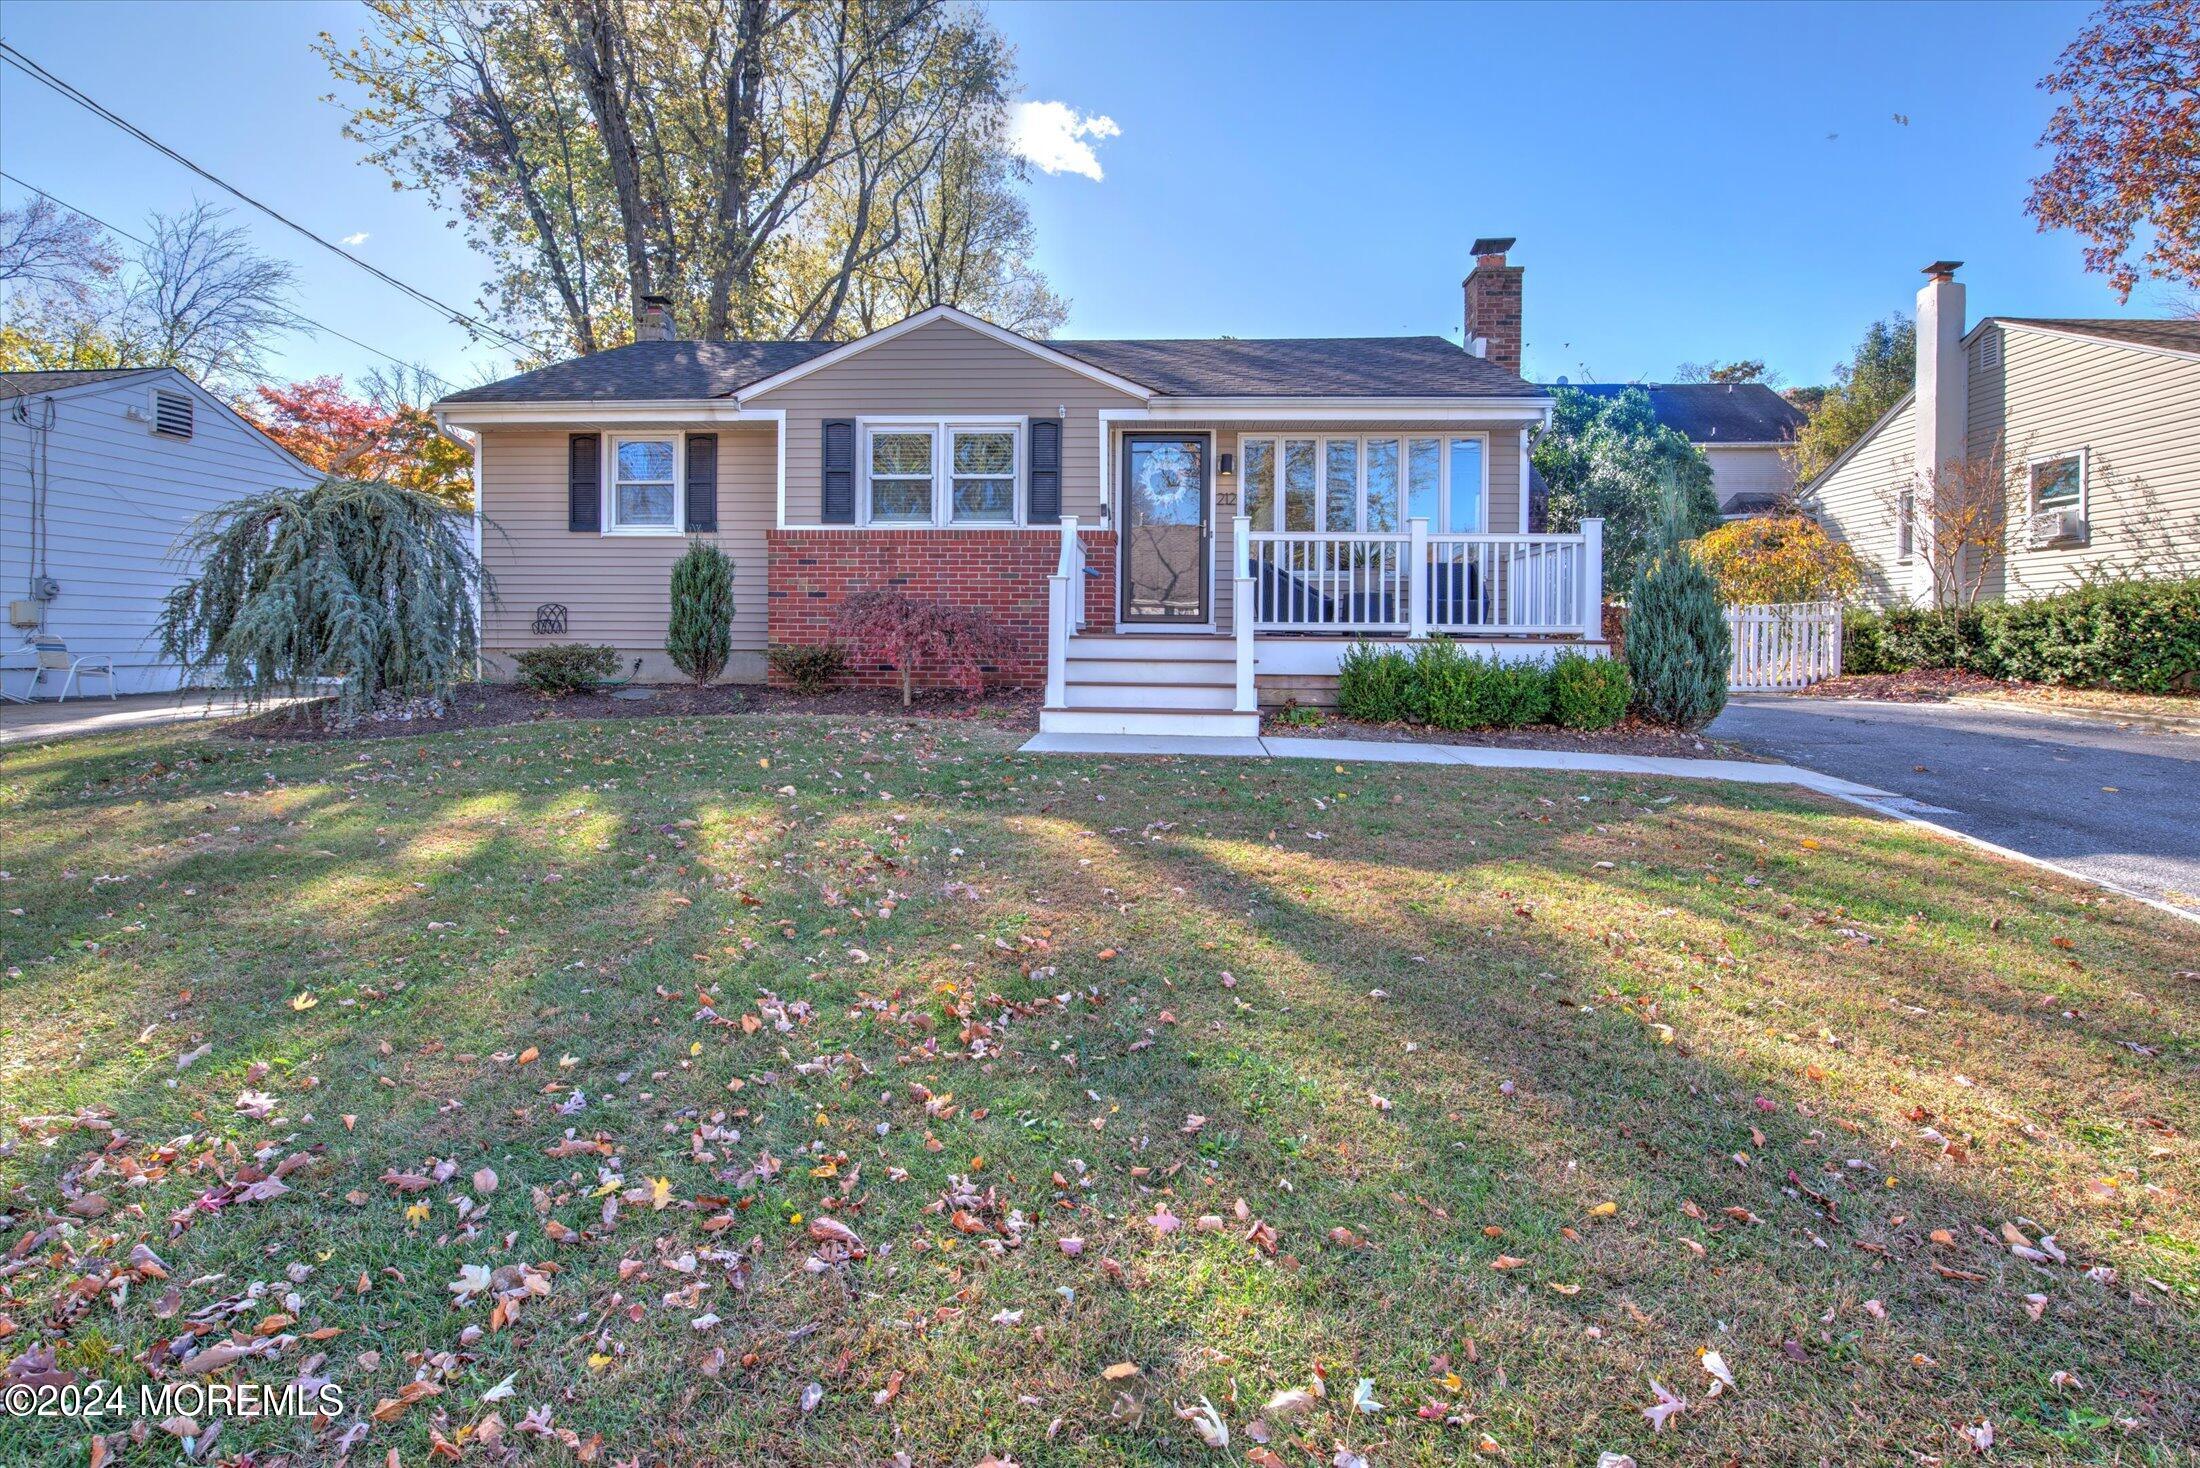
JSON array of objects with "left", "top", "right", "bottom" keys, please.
[
  {"left": 1579, "top": 517, "right": 1606, "bottom": 643},
  {"left": 1231, "top": 514, "right": 1255, "bottom": 713},
  {"left": 1047, "top": 515, "right": 1078, "bottom": 707},
  {"left": 1407, "top": 516, "right": 1430, "bottom": 640},
  {"left": 1045, "top": 575, "right": 1070, "bottom": 708}
]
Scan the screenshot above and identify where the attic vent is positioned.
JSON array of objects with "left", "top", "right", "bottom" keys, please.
[
  {"left": 1976, "top": 331, "right": 2003, "bottom": 373},
  {"left": 152, "top": 388, "right": 194, "bottom": 439}
]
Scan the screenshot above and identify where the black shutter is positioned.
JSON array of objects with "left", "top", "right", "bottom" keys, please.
[
  {"left": 821, "top": 418, "right": 856, "bottom": 524},
  {"left": 567, "top": 433, "right": 601, "bottom": 532},
  {"left": 1027, "top": 416, "right": 1062, "bottom": 524},
  {"left": 684, "top": 433, "right": 718, "bottom": 532}
]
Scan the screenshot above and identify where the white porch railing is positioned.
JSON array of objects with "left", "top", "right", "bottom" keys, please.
[
  {"left": 1727, "top": 600, "right": 1842, "bottom": 690},
  {"left": 1245, "top": 517, "right": 1604, "bottom": 641}
]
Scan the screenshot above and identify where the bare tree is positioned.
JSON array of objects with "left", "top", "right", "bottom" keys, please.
[
  {"left": 129, "top": 203, "right": 300, "bottom": 391},
  {"left": 0, "top": 196, "right": 120, "bottom": 306},
  {"left": 1877, "top": 443, "right": 2010, "bottom": 608}
]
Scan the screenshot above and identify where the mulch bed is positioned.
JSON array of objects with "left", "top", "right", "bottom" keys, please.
[
  {"left": 1793, "top": 669, "right": 2006, "bottom": 703},
  {"left": 229, "top": 682, "right": 1041, "bottom": 741},
  {"left": 1262, "top": 712, "right": 1763, "bottom": 761}
]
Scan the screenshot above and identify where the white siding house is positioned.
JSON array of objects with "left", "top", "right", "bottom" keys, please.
[
  {"left": 1805, "top": 264, "right": 2200, "bottom": 608},
  {"left": 2, "top": 367, "right": 320, "bottom": 695}
]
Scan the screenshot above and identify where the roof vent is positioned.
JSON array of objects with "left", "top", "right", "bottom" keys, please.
[{"left": 152, "top": 387, "right": 194, "bottom": 439}]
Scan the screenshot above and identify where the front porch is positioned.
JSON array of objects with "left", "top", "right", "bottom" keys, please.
[{"left": 1040, "top": 515, "right": 1608, "bottom": 737}]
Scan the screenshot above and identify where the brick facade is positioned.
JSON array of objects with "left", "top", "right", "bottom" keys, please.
[
  {"left": 765, "top": 528, "right": 1117, "bottom": 690},
  {"left": 1463, "top": 249, "right": 1524, "bottom": 377}
]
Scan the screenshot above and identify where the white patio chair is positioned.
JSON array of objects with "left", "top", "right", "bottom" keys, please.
[{"left": 20, "top": 637, "right": 117, "bottom": 702}]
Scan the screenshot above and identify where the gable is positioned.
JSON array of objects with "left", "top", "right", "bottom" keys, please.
[{"left": 740, "top": 309, "right": 1150, "bottom": 405}]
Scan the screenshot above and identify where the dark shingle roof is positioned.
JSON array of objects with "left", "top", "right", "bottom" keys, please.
[
  {"left": 1051, "top": 336, "right": 1542, "bottom": 398},
  {"left": 441, "top": 330, "right": 1543, "bottom": 405},
  {"left": 1546, "top": 381, "right": 1807, "bottom": 444},
  {"left": 0, "top": 367, "right": 160, "bottom": 400},
  {"left": 437, "top": 339, "right": 841, "bottom": 404},
  {"left": 1993, "top": 318, "right": 2200, "bottom": 356}
]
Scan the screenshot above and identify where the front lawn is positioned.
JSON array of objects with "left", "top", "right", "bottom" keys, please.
[{"left": 1, "top": 715, "right": 2193, "bottom": 1466}]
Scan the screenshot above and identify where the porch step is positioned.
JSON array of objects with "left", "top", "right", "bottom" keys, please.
[
  {"left": 1039, "top": 704, "right": 1262, "bottom": 738},
  {"left": 1064, "top": 679, "right": 1236, "bottom": 710},
  {"left": 1068, "top": 633, "right": 1233, "bottom": 662},
  {"left": 1065, "top": 656, "right": 1234, "bottom": 686}
]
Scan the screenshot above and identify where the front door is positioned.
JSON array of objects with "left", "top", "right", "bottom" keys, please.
[{"left": 1120, "top": 434, "right": 1209, "bottom": 624}]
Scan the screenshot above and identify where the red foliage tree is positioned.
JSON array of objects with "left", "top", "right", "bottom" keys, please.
[
  {"left": 244, "top": 376, "right": 475, "bottom": 508},
  {"left": 2026, "top": 0, "right": 2200, "bottom": 301},
  {"left": 830, "top": 591, "right": 1013, "bottom": 705}
]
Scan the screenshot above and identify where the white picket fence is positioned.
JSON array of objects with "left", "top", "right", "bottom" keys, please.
[{"left": 1726, "top": 601, "right": 1842, "bottom": 691}]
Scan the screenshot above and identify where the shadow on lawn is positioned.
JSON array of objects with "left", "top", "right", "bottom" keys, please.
[{"left": 2, "top": 725, "right": 2193, "bottom": 1466}]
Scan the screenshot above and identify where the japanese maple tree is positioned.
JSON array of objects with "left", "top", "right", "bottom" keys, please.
[
  {"left": 2026, "top": 0, "right": 2200, "bottom": 301},
  {"left": 830, "top": 590, "right": 1013, "bottom": 705},
  {"left": 246, "top": 375, "right": 475, "bottom": 509}
]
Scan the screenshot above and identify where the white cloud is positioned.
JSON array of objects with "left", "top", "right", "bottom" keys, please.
[
  {"left": 1009, "top": 101, "right": 1120, "bottom": 182},
  {"left": 341, "top": 231, "right": 370, "bottom": 246}
]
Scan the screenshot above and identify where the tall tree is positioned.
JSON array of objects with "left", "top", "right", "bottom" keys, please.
[
  {"left": 245, "top": 375, "right": 475, "bottom": 509},
  {"left": 0, "top": 201, "right": 296, "bottom": 393},
  {"left": 1787, "top": 314, "right": 1915, "bottom": 485},
  {"left": 0, "top": 197, "right": 119, "bottom": 307},
  {"left": 2026, "top": 0, "right": 2200, "bottom": 302},
  {"left": 1672, "top": 358, "right": 1778, "bottom": 385},
  {"left": 1534, "top": 387, "right": 1721, "bottom": 587},
  {"left": 320, "top": 0, "right": 1061, "bottom": 357},
  {"left": 130, "top": 203, "right": 301, "bottom": 390}
]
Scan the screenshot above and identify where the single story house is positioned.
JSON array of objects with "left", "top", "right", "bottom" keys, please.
[
  {"left": 1549, "top": 381, "right": 1807, "bottom": 519},
  {"left": 1806, "top": 262, "right": 2200, "bottom": 606},
  {"left": 434, "top": 239, "right": 1610, "bottom": 739},
  {"left": 1, "top": 366, "right": 320, "bottom": 697}
]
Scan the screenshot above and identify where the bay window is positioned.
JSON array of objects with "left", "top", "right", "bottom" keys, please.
[
  {"left": 861, "top": 419, "right": 1021, "bottom": 526},
  {"left": 1237, "top": 433, "right": 1488, "bottom": 534}
]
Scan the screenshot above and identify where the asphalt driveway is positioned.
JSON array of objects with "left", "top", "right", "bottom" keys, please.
[{"left": 1709, "top": 695, "right": 2200, "bottom": 917}]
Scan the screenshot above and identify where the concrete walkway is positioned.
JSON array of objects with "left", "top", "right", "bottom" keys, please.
[
  {"left": 0, "top": 692, "right": 285, "bottom": 745},
  {"left": 1020, "top": 730, "right": 1890, "bottom": 799},
  {"left": 1017, "top": 729, "right": 2200, "bottom": 926}
]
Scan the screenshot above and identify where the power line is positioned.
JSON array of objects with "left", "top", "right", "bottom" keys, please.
[
  {"left": 0, "top": 40, "right": 540, "bottom": 360},
  {"left": 1, "top": 169, "right": 452, "bottom": 391}
]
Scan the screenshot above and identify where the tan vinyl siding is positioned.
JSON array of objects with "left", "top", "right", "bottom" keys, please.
[
  {"left": 1807, "top": 396, "right": 1916, "bottom": 606},
  {"left": 748, "top": 317, "right": 1144, "bottom": 524},
  {"left": 477, "top": 426, "right": 775, "bottom": 680},
  {"left": 1703, "top": 444, "right": 1795, "bottom": 509},
  {"left": 1969, "top": 323, "right": 2200, "bottom": 599}
]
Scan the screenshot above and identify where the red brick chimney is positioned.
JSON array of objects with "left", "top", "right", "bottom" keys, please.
[{"left": 1462, "top": 237, "right": 1523, "bottom": 376}]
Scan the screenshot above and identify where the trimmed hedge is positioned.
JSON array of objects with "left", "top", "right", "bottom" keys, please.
[
  {"left": 1336, "top": 641, "right": 1417, "bottom": 724},
  {"left": 1333, "top": 639, "right": 1627, "bottom": 732},
  {"left": 1841, "top": 578, "right": 2200, "bottom": 693},
  {"left": 1551, "top": 651, "right": 1632, "bottom": 730}
]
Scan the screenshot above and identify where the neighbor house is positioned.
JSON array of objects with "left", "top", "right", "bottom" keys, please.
[
  {"left": 434, "top": 239, "right": 1610, "bottom": 739},
  {"left": 1, "top": 366, "right": 320, "bottom": 697},
  {"left": 1806, "top": 262, "right": 2200, "bottom": 607},
  {"left": 1549, "top": 381, "right": 1807, "bottom": 519}
]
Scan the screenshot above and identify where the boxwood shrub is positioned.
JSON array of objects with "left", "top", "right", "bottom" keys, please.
[
  {"left": 513, "top": 643, "right": 621, "bottom": 695},
  {"left": 1550, "top": 651, "right": 1631, "bottom": 730},
  {"left": 1469, "top": 657, "right": 1553, "bottom": 727},
  {"left": 1335, "top": 640, "right": 1417, "bottom": 723}
]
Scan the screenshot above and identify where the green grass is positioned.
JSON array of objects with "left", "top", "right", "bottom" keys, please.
[{"left": 1, "top": 713, "right": 2194, "bottom": 1466}]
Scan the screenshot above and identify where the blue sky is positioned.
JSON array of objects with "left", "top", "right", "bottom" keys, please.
[{"left": 1, "top": 0, "right": 2156, "bottom": 395}]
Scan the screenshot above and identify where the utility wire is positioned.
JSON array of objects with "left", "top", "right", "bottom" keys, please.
[
  {"left": 1, "top": 169, "right": 452, "bottom": 392},
  {"left": 0, "top": 40, "right": 540, "bottom": 359}
]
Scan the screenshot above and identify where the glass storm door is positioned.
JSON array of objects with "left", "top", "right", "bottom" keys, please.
[{"left": 1121, "top": 435, "right": 1209, "bottom": 624}]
